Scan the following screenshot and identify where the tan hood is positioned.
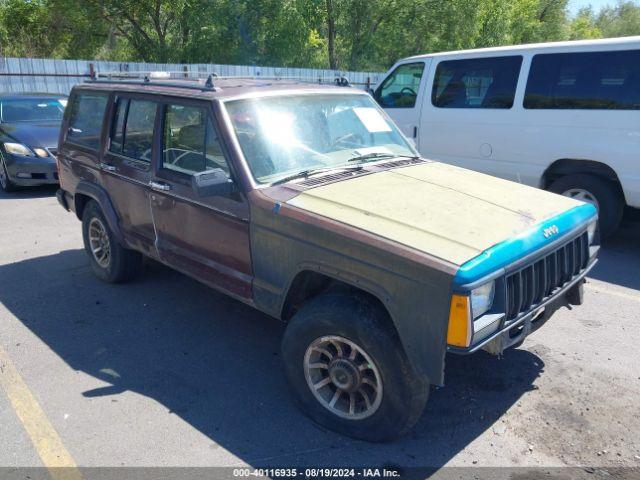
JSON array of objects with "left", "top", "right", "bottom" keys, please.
[{"left": 286, "top": 162, "right": 583, "bottom": 266}]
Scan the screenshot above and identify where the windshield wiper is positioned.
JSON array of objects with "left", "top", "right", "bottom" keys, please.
[
  {"left": 271, "top": 164, "right": 364, "bottom": 186},
  {"left": 348, "top": 152, "right": 421, "bottom": 163}
]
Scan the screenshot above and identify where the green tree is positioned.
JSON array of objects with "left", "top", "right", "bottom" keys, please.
[
  {"left": 595, "top": 1, "right": 640, "bottom": 37},
  {"left": 568, "top": 7, "right": 603, "bottom": 39}
]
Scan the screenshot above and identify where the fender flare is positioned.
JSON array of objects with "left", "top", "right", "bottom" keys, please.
[{"left": 75, "top": 180, "right": 126, "bottom": 245}]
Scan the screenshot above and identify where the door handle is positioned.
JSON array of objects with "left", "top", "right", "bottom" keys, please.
[
  {"left": 99, "top": 163, "right": 117, "bottom": 172},
  {"left": 149, "top": 181, "right": 172, "bottom": 192}
]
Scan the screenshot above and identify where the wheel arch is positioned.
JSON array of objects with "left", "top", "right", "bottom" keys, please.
[
  {"left": 541, "top": 158, "right": 625, "bottom": 202},
  {"left": 74, "top": 181, "right": 125, "bottom": 245},
  {"left": 282, "top": 269, "right": 390, "bottom": 318}
]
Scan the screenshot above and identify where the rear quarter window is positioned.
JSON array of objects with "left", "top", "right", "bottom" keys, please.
[
  {"left": 66, "top": 91, "right": 109, "bottom": 149},
  {"left": 524, "top": 50, "right": 640, "bottom": 110}
]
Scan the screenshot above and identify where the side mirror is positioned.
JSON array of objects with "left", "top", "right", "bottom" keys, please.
[
  {"left": 366, "top": 87, "right": 375, "bottom": 97},
  {"left": 192, "top": 168, "right": 234, "bottom": 197}
]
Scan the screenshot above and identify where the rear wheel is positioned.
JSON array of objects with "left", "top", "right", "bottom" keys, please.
[
  {"left": 0, "top": 154, "right": 17, "bottom": 192},
  {"left": 548, "top": 173, "right": 623, "bottom": 238},
  {"left": 82, "top": 200, "right": 142, "bottom": 283},
  {"left": 281, "top": 291, "right": 429, "bottom": 441}
]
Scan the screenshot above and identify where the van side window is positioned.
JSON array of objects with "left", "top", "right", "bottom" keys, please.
[
  {"left": 109, "top": 98, "right": 157, "bottom": 163},
  {"left": 375, "top": 63, "right": 425, "bottom": 108},
  {"left": 524, "top": 50, "right": 640, "bottom": 110},
  {"left": 432, "top": 56, "right": 523, "bottom": 109},
  {"left": 162, "top": 104, "right": 230, "bottom": 177},
  {"left": 66, "top": 92, "right": 108, "bottom": 149}
]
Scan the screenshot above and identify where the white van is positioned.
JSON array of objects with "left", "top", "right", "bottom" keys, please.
[{"left": 374, "top": 37, "right": 640, "bottom": 235}]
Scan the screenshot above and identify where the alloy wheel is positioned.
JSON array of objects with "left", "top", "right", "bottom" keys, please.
[
  {"left": 88, "top": 217, "right": 111, "bottom": 268},
  {"left": 0, "top": 157, "right": 8, "bottom": 190},
  {"left": 304, "top": 335, "right": 383, "bottom": 420}
]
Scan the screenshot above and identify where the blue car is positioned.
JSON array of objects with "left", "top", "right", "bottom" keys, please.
[{"left": 0, "top": 93, "right": 67, "bottom": 192}]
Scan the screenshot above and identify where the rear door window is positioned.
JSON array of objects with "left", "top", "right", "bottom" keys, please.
[
  {"left": 109, "top": 98, "right": 157, "bottom": 162},
  {"left": 432, "top": 56, "right": 523, "bottom": 109},
  {"left": 66, "top": 92, "right": 109, "bottom": 149},
  {"left": 524, "top": 50, "right": 640, "bottom": 110},
  {"left": 375, "top": 63, "right": 425, "bottom": 108}
]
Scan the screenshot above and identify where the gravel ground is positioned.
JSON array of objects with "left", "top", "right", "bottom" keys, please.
[{"left": 0, "top": 185, "right": 639, "bottom": 475}]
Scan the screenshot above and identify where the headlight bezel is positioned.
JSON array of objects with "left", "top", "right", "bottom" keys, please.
[
  {"left": 587, "top": 217, "right": 598, "bottom": 245},
  {"left": 3, "top": 142, "right": 35, "bottom": 157}
]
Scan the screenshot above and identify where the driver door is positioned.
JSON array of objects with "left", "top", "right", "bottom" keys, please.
[
  {"left": 374, "top": 61, "right": 429, "bottom": 145},
  {"left": 148, "top": 100, "right": 253, "bottom": 300}
]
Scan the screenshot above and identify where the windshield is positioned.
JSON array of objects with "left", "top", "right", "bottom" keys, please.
[
  {"left": 0, "top": 98, "right": 67, "bottom": 123},
  {"left": 224, "top": 93, "right": 416, "bottom": 184}
]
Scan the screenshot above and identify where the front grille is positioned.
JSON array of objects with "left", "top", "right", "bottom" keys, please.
[{"left": 505, "top": 232, "right": 589, "bottom": 320}]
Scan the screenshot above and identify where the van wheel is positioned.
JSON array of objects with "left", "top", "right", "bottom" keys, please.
[
  {"left": 0, "top": 154, "right": 17, "bottom": 192},
  {"left": 548, "top": 174, "right": 623, "bottom": 238},
  {"left": 281, "top": 291, "right": 429, "bottom": 442},
  {"left": 82, "top": 200, "right": 142, "bottom": 283}
]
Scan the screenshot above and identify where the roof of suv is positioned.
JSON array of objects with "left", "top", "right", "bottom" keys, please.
[
  {"left": 0, "top": 92, "right": 68, "bottom": 99},
  {"left": 74, "top": 77, "right": 362, "bottom": 101}
]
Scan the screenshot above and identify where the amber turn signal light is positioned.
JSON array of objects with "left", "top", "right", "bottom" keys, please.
[{"left": 447, "top": 294, "right": 471, "bottom": 348}]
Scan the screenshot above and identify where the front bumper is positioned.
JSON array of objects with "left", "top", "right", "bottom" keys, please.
[
  {"left": 449, "top": 258, "right": 596, "bottom": 355},
  {"left": 3, "top": 152, "right": 59, "bottom": 186}
]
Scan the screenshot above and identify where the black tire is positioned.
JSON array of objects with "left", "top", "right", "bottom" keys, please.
[
  {"left": 281, "top": 291, "right": 429, "bottom": 442},
  {"left": 0, "top": 154, "right": 17, "bottom": 192},
  {"left": 548, "top": 173, "right": 623, "bottom": 238},
  {"left": 82, "top": 200, "right": 142, "bottom": 283}
]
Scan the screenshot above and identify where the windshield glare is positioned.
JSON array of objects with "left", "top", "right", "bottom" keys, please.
[
  {"left": 225, "top": 93, "right": 416, "bottom": 184},
  {"left": 1, "top": 98, "right": 67, "bottom": 123}
]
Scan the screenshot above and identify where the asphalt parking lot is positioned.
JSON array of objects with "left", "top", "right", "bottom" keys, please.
[{"left": 1, "top": 185, "right": 639, "bottom": 474}]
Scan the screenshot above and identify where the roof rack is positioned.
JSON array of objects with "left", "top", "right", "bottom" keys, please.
[
  {"left": 89, "top": 70, "right": 219, "bottom": 91},
  {"left": 87, "top": 70, "right": 352, "bottom": 90}
]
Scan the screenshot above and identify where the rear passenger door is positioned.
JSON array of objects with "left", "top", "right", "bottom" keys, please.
[
  {"left": 102, "top": 95, "right": 159, "bottom": 255},
  {"left": 148, "top": 99, "right": 252, "bottom": 300}
]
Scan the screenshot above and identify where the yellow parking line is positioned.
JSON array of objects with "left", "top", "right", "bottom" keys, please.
[{"left": 0, "top": 343, "right": 83, "bottom": 480}]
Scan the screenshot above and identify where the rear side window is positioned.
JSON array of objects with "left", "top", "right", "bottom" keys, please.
[
  {"left": 375, "top": 63, "right": 425, "bottom": 108},
  {"left": 66, "top": 92, "right": 108, "bottom": 149},
  {"left": 162, "top": 104, "right": 230, "bottom": 177},
  {"left": 109, "top": 98, "right": 157, "bottom": 162},
  {"left": 524, "top": 50, "right": 640, "bottom": 110},
  {"left": 432, "top": 56, "right": 523, "bottom": 109}
]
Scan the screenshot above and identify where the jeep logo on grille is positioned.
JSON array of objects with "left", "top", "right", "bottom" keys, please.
[{"left": 543, "top": 225, "right": 559, "bottom": 238}]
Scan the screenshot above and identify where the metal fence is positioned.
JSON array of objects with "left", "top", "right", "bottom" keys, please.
[{"left": 0, "top": 57, "right": 383, "bottom": 94}]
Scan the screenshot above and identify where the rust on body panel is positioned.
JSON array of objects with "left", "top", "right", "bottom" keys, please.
[
  {"left": 249, "top": 189, "right": 454, "bottom": 385},
  {"left": 150, "top": 182, "right": 253, "bottom": 301}
]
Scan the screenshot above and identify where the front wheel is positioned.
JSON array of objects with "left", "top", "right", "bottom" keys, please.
[
  {"left": 0, "top": 154, "right": 17, "bottom": 192},
  {"left": 281, "top": 291, "right": 429, "bottom": 441},
  {"left": 548, "top": 173, "right": 623, "bottom": 238},
  {"left": 82, "top": 200, "right": 142, "bottom": 283}
]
